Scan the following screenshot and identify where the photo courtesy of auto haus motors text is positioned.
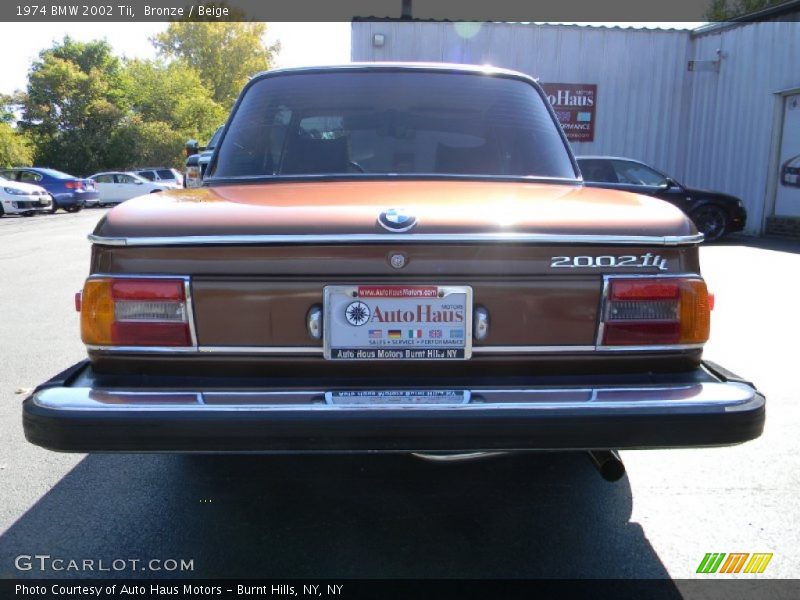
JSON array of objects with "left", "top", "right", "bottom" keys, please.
[{"left": 14, "top": 583, "right": 344, "bottom": 597}]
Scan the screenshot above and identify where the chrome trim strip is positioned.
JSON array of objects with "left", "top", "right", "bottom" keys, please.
[
  {"left": 183, "top": 279, "right": 198, "bottom": 347},
  {"left": 472, "top": 345, "right": 597, "bottom": 353},
  {"left": 32, "top": 381, "right": 757, "bottom": 412},
  {"left": 85, "top": 344, "right": 703, "bottom": 355},
  {"left": 87, "top": 232, "right": 705, "bottom": 248}
]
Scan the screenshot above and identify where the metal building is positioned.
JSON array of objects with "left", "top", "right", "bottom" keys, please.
[{"left": 351, "top": 9, "right": 800, "bottom": 237}]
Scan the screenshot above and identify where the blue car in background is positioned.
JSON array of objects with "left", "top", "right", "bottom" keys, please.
[{"left": 0, "top": 167, "right": 99, "bottom": 213}]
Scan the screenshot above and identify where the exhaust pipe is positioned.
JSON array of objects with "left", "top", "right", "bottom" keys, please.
[{"left": 587, "top": 450, "right": 625, "bottom": 482}]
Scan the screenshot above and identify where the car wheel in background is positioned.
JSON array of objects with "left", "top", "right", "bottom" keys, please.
[
  {"left": 150, "top": 189, "right": 163, "bottom": 193},
  {"left": 50, "top": 202, "right": 59, "bottom": 214},
  {"left": 65, "top": 206, "right": 82, "bottom": 213},
  {"left": 690, "top": 204, "right": 728, "bottom": 242},
  {"left": 0, "top": 204, "right": 4, "bottom": 217}
]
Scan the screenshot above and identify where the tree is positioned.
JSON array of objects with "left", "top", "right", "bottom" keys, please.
[
  {"left": 705, "top": 0, "right": 786, "bottom": 20},
  {"left": 0, "top": 124, "right": 33, "bottom": 167},
  {"left": 107, "top": 116, "right": 188, "bottom": 170},
  {"left": 20, "top": 37, "right": 128, "bottom": 175},
  {"left": 121, "top": 59, "right": 226, "bottom": 142},
  {"left": 152, "top": 21, "right": 280, "bottom": 107}
]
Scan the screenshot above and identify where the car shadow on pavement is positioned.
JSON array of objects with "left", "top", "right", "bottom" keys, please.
[{"left": 1, "top": 452, "right": 678, "bottom": 584}]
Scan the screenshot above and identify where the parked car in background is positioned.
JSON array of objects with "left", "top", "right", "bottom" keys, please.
[
  {"left": 577, "top": 156, "right": 746, "bottom": 241},
  {"left": 134, "top": 167, "right": 183, "bottom": 188},
  {"left": 87, "top": 171, "right": 168, "bottom": 206},
  {"left": 0, "top": 167, "right": 97, "bottom": 213},
  {"left": 0, "top": 174, "right": 52, "bottom": 216},
  {"left": 781, "top": 154, "right": 800, "bottom": 187},
  {"left": 185, "top": 126, "right": 224, "bottom": 188}
]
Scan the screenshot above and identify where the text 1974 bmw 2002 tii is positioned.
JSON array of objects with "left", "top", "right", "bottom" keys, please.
[{"left": 23, "top": 65, "right": 764, "bottom": 477}]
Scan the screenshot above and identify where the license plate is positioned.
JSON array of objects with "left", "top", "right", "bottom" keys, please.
[
  {"left": 326, "top": 390, "right": 470, "bottom": 405},
  {"left": 323, "top": 285, "right": 473, "bottom": 360}
]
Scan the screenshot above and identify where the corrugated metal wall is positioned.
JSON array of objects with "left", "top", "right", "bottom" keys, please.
[
  {"left": 684, "top": 21, "right": 800, "bottom": 233},
  {"left": 352, "top": 22, "right": 692, "bottom": 180},
  {"left": 351, "top": 20, "right": 800, "bottom": 235}
]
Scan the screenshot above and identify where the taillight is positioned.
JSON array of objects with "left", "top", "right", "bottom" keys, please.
[
  {"left": 80, "top": 278, "right": 193, "bottom": 347},
  {"left": 64, "top": 181, "right": 84, "bottom": 190},
  {"left": 599, "top": 277, "right": 710, "bottom": 347}
]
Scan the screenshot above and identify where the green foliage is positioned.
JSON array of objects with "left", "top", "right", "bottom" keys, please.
[
  {"left": 704, "top": 0, "right": 785, "bottom": 20},
  {"left": 152, "top": 21, "right": 279, "bottom": 107},
  {"left": 108, "top": 116, "right": 188, "bottom": 170},
  {"left": 0, "top": 123, "right": 33, "bottom": 167},
  {"left": 16, "top": 35, "right": 239, "bottom": 175},
  {"left": 121, "top": 59, "right": 226, "bottom": 142},
  {"left": 20, "top": 37, "right": 127, "bottom": 174}
]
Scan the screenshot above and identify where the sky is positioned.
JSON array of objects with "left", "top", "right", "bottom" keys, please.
[
  {"left": 0, "top": 21, "right": 702, "bottom": 96},
  {"left": 0, "top": 22, "right": 352, "bottom": 95}
]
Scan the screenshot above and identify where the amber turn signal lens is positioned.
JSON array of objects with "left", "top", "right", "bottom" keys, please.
[
  {"left": 80, "top": 279, "right": 114, "bottom": 345},
  {"left": 679, "top": 279, "right": 710, "bottom": 344}
]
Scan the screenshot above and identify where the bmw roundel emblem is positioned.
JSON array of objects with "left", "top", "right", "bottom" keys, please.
[{"left": 378, "top": 208, "right": 417, "bottom": 232}]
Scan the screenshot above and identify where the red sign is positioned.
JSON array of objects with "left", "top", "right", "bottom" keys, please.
[{"left": 541, "top": 83, "right": 597, "bottom": 142}]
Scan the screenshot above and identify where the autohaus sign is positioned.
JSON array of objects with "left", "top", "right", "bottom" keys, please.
[{"left": 542, "top": 83, "right": 597, "bottom": 142}]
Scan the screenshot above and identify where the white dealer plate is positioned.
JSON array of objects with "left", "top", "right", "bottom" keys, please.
[
  {"left": 325, "top": 390, "right": 471, "bottom": 405},
  {"left": 323, "top": 285, "right": 473, "bottom": 360}
]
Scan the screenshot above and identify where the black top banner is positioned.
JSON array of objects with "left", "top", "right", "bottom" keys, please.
[{"left": 0, "top": 0, "right": 773, "bottom": 23}]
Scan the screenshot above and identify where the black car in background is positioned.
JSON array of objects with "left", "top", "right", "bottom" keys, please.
[{"left": 577, "top": 156, "right": 746, "bottom": 241}]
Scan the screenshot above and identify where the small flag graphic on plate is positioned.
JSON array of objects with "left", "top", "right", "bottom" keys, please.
[
  {"left": 369, "top": 329, "right": 382, "bottom": 339},
  {"left": 388, "top": 330, "right": 402, "bottom": 339},
  {"left": 450, "top": 329, "right": 464, "bottom": 339},
  {"left": 408, "top": 329, "right": 423, "bottom": 339},
  {"left": 430, "top": 329, "right": 443, "bottom": 338}
]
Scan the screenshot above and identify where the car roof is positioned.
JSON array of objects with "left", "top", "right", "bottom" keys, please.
[
  {"left": 248, "top": 62, "right": 538, "bottom": 86},
  {"left": 576, "top": 156, "right": 642, "bottom": 162}
]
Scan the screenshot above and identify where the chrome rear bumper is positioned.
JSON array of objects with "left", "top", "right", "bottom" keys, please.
[{"left": 23, "top": 361, "right": 765, "bottom": 452}]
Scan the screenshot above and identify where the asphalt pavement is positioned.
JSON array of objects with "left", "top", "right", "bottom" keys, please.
[{"left": 0, "top": 209, "right": 798, "bottom": 584}]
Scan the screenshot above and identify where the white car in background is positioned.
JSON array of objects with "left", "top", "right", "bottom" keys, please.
[
  {"left": 87, "top": 172, "right": 169, "bottom": 206},
  {"left": 134, "top": 167, "right": 183, "bottom": 188},
  {"left": 0, "top": 174, "right": 52, "bottom": 217}
]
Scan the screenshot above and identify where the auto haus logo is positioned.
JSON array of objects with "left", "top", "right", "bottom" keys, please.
[
  {"left": 345, "top": 286, "right": 465, "bottom": 327},
  {"left": 696, "top": 552, "right": 773, "bottom": 574},
  {"left": 541, "top": 83, "right": 597, "bottom": 142},
  {"left": 345, "top": 303, "right": 464, "bottom": 327}
]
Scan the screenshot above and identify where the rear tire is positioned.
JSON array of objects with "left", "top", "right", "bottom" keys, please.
[
  {"left": 690, "top": 204, "right": 728, "bottom": 242},
  {"left": 50, "top": 201, "right": 59, "bottom": 214}
]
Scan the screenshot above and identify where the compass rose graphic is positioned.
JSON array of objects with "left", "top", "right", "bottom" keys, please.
[{"left": 345, "top": 301, "right": 371, "bottom": 326}]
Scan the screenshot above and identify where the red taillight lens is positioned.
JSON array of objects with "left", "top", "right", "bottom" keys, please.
[
  {"left": 64, "top": 181, "right": 84, "bottom": 190},
  {"left": 80, "top": 278, "right": 192, "bottom": 347},
  {"left": 601, "top": 277, "right": 710, "bottom": 346}
]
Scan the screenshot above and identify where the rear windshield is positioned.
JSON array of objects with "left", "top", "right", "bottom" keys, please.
[
  {"left": 157, "top": 169, "right": 175, "bottom": 179},
  {"left": 211, "top": 71, "right": 576, "bottom": 180}
]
